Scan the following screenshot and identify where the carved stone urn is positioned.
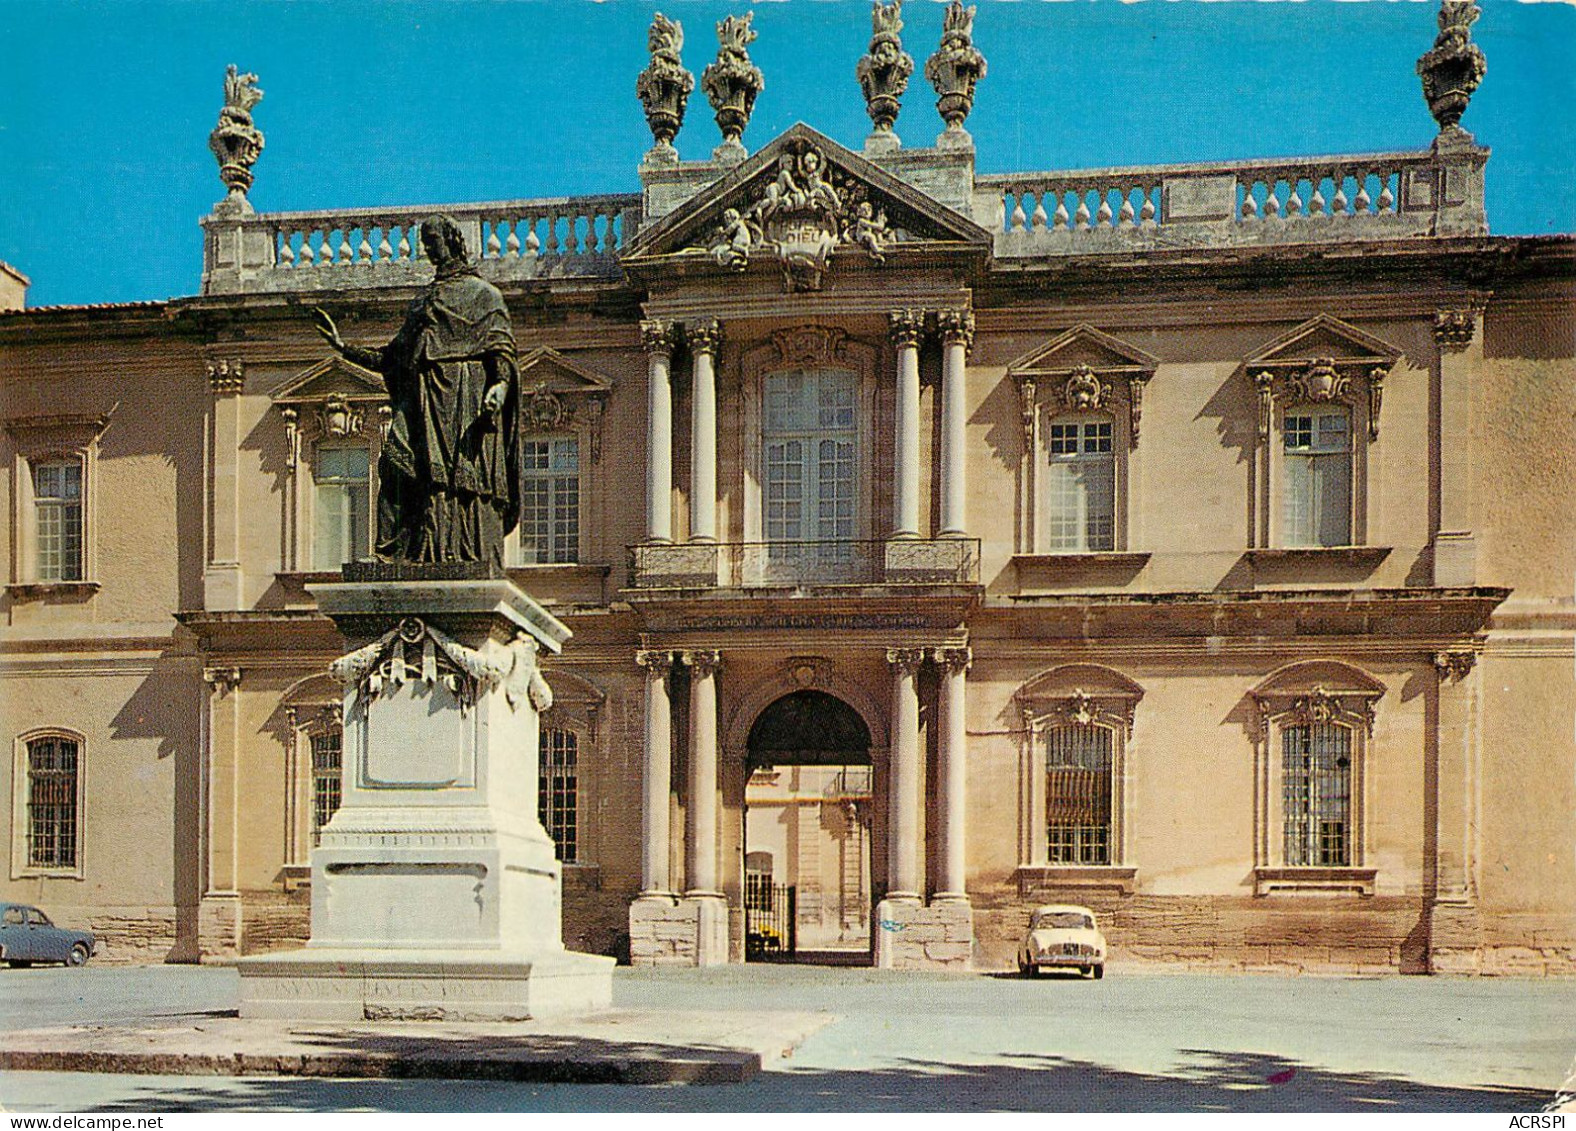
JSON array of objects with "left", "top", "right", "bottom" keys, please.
[
  {"left": 701, "top": 12, "right": 765, "bottom": 159},
  {"left": 924, "top": 1, "right": 986, "bottom": 141},
  {"left": 208, "top": 64, "right": 265, "bottom": 208},
  {"left": 635, "top": 12, "right": 694, "bottom": 160},
  {"left": 1416, "top": 0, "right": 1487, "bottom": 135},
  {"left": 857, "top": 1, "right": 915, "bottom": 140}
]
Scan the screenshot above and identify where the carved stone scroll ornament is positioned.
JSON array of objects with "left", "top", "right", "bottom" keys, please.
[
  {"left": 1060, "top": 365, "right": 1109, "bottom": 412},
  {"left": 635, "top": 13, "right": 695, "bottom": 159},
  {"left": 1255, "top": 685, "right": 1376, "bottom": 742},
  {"left": 1432, "top": 648, "right": 1478, "bottom": 682},
  {"left": 924, "top": 2, "right": 986, "bottom": 138},
  {"left": 701, "top": 12, "right": 764, "bottom": 157},
  {"left": 1417, "top": 1, "right": 1487, "bottom": 136},
  {"left": 206, "top": 358, "right": 245, "bottom": 396},
  {"left": 856, "top": 1, "right": 915, "bottom": 137},
  {"left": 209, "top": 65, "right": 265, "bottom": 207}
]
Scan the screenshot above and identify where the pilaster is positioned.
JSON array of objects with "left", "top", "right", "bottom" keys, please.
[
  {"left": 199, "top": 664, "right": 242, "bottom": 961},
  {"left": 1429, "top": 645, "right": 1484, "bottom": 973},
  {"left": 203, "top": 358, "right": 245, "bottom": 609},
  {"left": 1433, "top": 307, "right": 1481, "bottom": 586}
]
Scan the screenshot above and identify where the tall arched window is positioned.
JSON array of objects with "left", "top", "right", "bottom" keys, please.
[
  {"left": 1044, "top": 723, "right": 1114, "bottom": 864},
  {"left": 14, "top": 732, "right": 83, "bottom": 874}
]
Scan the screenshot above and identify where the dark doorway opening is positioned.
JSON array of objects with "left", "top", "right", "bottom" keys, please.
[{"left": 744, "top": 690, "right": 873, "bottom": 963}]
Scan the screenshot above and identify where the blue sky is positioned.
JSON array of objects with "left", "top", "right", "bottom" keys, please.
[{"left": 0, "top": 0, "right": 1571, "bottom": 307}]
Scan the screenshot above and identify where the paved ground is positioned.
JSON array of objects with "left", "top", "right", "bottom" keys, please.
[{"left": 0, "top": 964, "right": 1572, "bottom": 1112}]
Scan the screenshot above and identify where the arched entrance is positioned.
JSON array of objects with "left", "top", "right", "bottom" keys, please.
[{"left": 744, "top": 690, "right": 874, "bottom": 963}]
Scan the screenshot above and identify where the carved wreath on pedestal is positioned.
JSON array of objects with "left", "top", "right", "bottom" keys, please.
[{"left": 330, "top": 617, "right": 551, "bottom": 715}]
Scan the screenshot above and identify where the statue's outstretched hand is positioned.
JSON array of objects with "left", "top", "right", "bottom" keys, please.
[
  {"left": 312, "top": 307, "right": 344, "bottom": 352},
  {"left": 483, "top": 382, "right": 508, "bottom": 415}
]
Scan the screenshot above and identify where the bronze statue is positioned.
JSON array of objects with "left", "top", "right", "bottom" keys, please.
[{"left": 313, "top": 215, "right": 520, "bottom": 567}]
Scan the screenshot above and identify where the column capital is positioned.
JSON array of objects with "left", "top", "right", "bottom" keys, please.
[
  {"left": 885, "top": 647, "right": 926, "bottom": 674},
  {"left": 205, "top": 358, "right": 245, "bottom": 396},
  {"left": 635, "top": 649, "right": 675, "bottom": 676},
  {"left": 639, "top": 318, "right": 678, "bottom": 357},
  {"left": 937, "top": 309, "right": 975, "bottom": 353},
  {"left": 1433, "top": 309, "right": 1478, "bottom": 351},
  {"left": 682, "top": 648, "right": 722, "bottom": 676},
  {"left": 1432, "top": 647, "right": 1478, "bottom": 682},
  {"left": 685, "top": 318, "right": 722, "bottom": 357},
  {"left": 931, "top": 645, "right": 973, "bottom": 673},
  {"left": 888, "top": 309, "right": 926, "bottom": 350},
  {"left": 203, "top": 665, "right": 243, "bottom": 694}
]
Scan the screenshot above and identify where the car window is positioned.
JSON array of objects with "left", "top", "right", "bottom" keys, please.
[
  {"left": 1035, "top": 912, "right": 1094, "bottom": 930},
  {"left": 1, "top": 907, "right": 22, "bottom": 926},
  {"left": 25, "top": 909, "right": 53, "bottom": 926}
]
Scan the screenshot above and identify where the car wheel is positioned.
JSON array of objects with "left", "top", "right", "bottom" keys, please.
[
  {"left": 66, "top": 942, "right": 90, "bottom": 967},
  {"left": 1018, "top": 958, "right": 1029, "bottom": 976},
  {"left": 1092, "top": 964, "right": 1105, "bottom": 980}
]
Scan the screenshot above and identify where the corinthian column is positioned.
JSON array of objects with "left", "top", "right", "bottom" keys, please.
[
  {"left": 636, "top": 649, "right": 675, "bottom": 895},
  {"left": 684, "top": 649, "right": 722, "bottom": 896},
  {"left": 886, "top": 647, "right": 925, "bottom": 899},
  {"left": 889, "top": 311, "right": 924, "bottom": 539},
  {"left": 933, "top": 646, "right": 971, "bottom": 899},
  {"left": 641, "top": 320, "right": 676, "bottom": 543},
  {"left": 687, "top": 319, "right": 721, "bottom": 543},
  {"left": 937, "top": 311, "right": 974, "bottom": 537}
]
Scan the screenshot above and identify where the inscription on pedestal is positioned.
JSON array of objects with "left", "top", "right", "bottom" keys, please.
[{"left": 361, "top": 681, "right": 473, "bottom": 788}]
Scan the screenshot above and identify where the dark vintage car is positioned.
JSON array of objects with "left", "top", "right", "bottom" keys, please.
[{"left": 0, "top": 903, "right": 95, "bottom": 967}]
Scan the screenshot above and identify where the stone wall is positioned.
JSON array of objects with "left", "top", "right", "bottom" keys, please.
[{"left": 874, "top": 898, "right": 972, "bottom": 969}]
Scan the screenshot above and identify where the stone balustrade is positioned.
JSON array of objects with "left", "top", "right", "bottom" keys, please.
[
  {"left": 976, "top": 144, "right": 1486, "bottom": 255},
  {"left": 628, "top": 538, "right": 981, "bottom": 591},
  {"left": 201, "top": 195, "right": 642, "bottom": 295}
]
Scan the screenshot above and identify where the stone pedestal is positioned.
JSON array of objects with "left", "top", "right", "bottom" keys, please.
[
  {"left": 874, "top": 897, "right": 973, "bottom": 970},
  {"left": 629, "top": 893, "right": 729, "bottom": 967},
  {"left": 238, "top": 579, "right": 613, "bottom": 1021}
]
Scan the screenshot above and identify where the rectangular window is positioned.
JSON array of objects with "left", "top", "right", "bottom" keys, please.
[
  {"left": 1045, "top": 725, "right": 1112, "bottom": 865},
  {"left": 1282, "top": 723, "right": 1351, "bottom": 866},
  {"left": 34, "top": 461, "right": 83, "bottom": 582},
  {"left": 764, "top": 370, "right": 858, "bottom": 545},
  {"left": 26, "top": 735, "right": 79, "bottom": 870},
  {"left": 310, "top": 730, "right": 343, "bottom": 846},
  {"left": 1283, "top": 408, "right": 1352, "bottom": 547},
  {"left": 1045, "top": 419, "right": 1114, "bottom": 552},
  {"left": 518, "top": 437, "right": 580, "bottom": 564},
  {"left": 313, "top": 447, "right": 370, "bottom": 569},
  {"left": 538, "top": 728, "right": 578, "bottom": 863}
]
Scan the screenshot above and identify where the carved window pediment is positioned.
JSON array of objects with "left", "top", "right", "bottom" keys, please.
[
  {"left": 1245, "top": 314, "right": 1402, "bottom": 441},
  {"left": 271, "top": 357, "right": 388, "bottom": 464},
  {"left": 1249, "top": 660, "right": 1384, "bottom": 741},
  {"left": 1008, "top": 324, "right": 1159, "bottom": 448},
  {"left": 1016, "top": 663, "right": 1145, "bottom": 738},
  {"left": 516, "top": 347, "right": 613, "bottom": 460}
]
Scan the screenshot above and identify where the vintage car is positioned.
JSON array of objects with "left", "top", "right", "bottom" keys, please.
[
  {"left": 1018, "top": 903, "right": 1107, "bottom": 979},
  {"left": 0, "top": 903, "right": 96, "bottom": 967}
]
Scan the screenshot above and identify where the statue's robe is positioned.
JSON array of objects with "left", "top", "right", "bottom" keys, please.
[{"left": 373, "top": 263, "right": 519, "bottom": 565}]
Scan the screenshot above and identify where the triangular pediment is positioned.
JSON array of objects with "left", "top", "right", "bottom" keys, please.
[
  {"left": 624, "top": 123, "right": 992, "bottom": 266},
  {"left": 269, "top": 356, "right": 385, "bottom": 403},
  {"left": 1007, "top": 324, "right": 1160, "bottom": 375},
  {"left": 1246, "top": 315, "right": 1402, "bottom": 367},
  {"left": 517, "top": 348, "right": 612, "bottom": 397}
]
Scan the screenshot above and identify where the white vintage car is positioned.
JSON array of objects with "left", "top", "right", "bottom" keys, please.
[{"left": 1018, "top": 903, "right": 1107, "bottom": 979}]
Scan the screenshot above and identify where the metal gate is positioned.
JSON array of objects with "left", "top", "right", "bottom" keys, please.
[{"left": 744, "top": 878, "right": 796, "bottom": 961}]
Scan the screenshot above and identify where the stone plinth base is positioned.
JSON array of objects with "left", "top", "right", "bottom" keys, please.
[
  {"left": 628, "top": 894, "right": 729, "bottom": 967},
  {"left": 875, "top": 898, "right": 973, "bottom": 970},
  {"left": 237, "top": 948, "right": 613, "bottom": 1022},
  {"left": 1427, "top": 901, "right": 1484, "bottom": 974}
]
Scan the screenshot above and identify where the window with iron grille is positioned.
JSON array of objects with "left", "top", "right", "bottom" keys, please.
[
  {"left": 1045, "top": 418, "right": 1114, "bottom": 552},
  {"left": 1045, "top": 724, "right": 1113, "bottom": 864},
  {"left": 1281, "top": 723, "right": 1352, "bottom": 866},
  {"left": 538, "top": 728, "right": 578, "bottom": 862},
  {"left": 518, "top": 438, "right": 580, "bottom": 564},
  {"left": 313, "top": 447, "right": 370, "bottom": 569},
  {"left": 309, "top": 730, "right": 343, "bottom": 846},
  {"left": 26, "top": 735, "right": 79, "bottom": 869},
  {"left": 1282, "top": 407, "right": 1352, "bottom": 547},
  {"left": 34, "top": 461, "right": 84, "bottom": 582}
]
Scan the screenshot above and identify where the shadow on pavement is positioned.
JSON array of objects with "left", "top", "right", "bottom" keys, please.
[{"left": 56, "top": 1045, "right": 1552, "bottom": 1113}]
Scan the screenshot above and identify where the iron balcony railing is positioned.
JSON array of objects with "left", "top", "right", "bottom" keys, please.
[{"left": 628, "top": 538, "right": 981, "bottom": 590}]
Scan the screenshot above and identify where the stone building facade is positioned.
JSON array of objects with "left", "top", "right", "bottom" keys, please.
[{"left": 2, "top": 4, "right": 1572, "bottom": 973}]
